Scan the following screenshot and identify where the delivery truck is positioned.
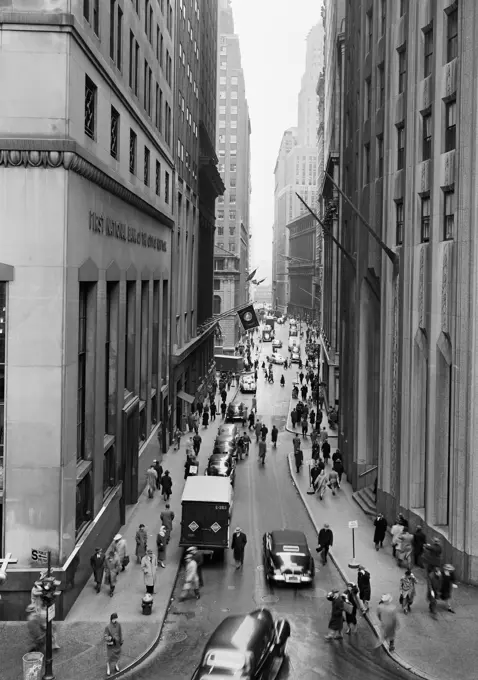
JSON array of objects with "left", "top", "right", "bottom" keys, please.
[
  {"left": 180, "top": 476, "right": 233, "bottom": 552},
  {"left": 214, "top": 354, "right": 244, "bottom": 373}
]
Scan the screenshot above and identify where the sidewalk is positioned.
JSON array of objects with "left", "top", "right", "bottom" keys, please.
[
  {"left": 286, "top": 396, "right": 478, "bottom": 680},
  {"left": 1, "top": 390, "right": 235, "bottom": 680}
]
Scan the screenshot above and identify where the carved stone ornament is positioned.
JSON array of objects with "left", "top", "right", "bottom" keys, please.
[
  {"left": 441, "top": 247, "right": 449, "bottom": 333},
  {"left": 390, "top": 275, "right": 400, "bottom": 498},
  {"left": 0, "top": 149, "right": 173, "bottom": 228},
  {"left": 418, "top": 246, "right": 425, "bottom": 329}
]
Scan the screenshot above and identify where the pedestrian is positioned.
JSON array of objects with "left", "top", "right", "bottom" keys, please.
[
  {"left": 310, "top": 461, "right": 321, "bottom": 489},
  {"left": 236, "top": 434, "right": 245, "bottom": 460},
  {"left": 258, "top": 437, "right": 267, "bottom": 464},
  {"left": 197, "top": 401, "right": 204, "bottom": 417},
  {"left": 396, "top": 528, "right": 413, "bottom": 569},
  {"left": 423, "top": 537, "right": 443, "bottom": 573},
  {"left": 271, "top": 425, "right": 278, "bottom": 447},
  {"left": 312, "top": 440, "right": 321, "bottom": 461},
  {"left": 231, "top": 527, "right": 247, "bottom": 569},
  {"left": 220, "top": 401, "right": 227, "bottom": 418},
  {"left": 333, "top": 456, "right": 344, "bottom": 486},
  {"left": 301, "top": 384, "right": 307, "bottom": 401},
  {"left": 210, "top": 401, "right": 217, "bottom": 421},
  {"left": 192, "top": 432, "right": 202, "bottom": 455},
  {"left": 104, "top": 612, "right": 123, "bottom": 676},
  {"left": 135, "top": 524, "right": 148, "bottom": 564},
  {"left": 114, "top": 534, "right": 129, "bottom": 571},
  {"left": 391, "top": 518, "right": 404, "bottom": 558},
  {"left": 180, "top": 553, "right": 200, "bottom": 600},
  {"left": 316, "top": 468, "right": 328, "bottom": 500},
  {"left": 343, "top": 583, "right": 359, "bottom": 634},
  {"left": 310, "top": 428, "right": 318, "bottom": 446},
  {"left": 221, "top": 389, "right": 227, "bottom": 403},
  {"left": 427, "top": 567, "right": 442, "bottom": 617},
  {"left": 141, "top": 549, "right": 158, "bottom": 594},
  {"left": 373, "top": 513, "right": 388, "bottom": 551},
  {"left": 146, "top": 464, "right": 158, "bottom": 498},
  {"left": 317, "top": 523, "right": 333, "bottom": 565},
  {"left": 332, "top": 448, "right": 341, "bottom": 464},
  {"left": 324, "top": 589, "right": 344, "bottom": 640},
  {"left": 301, "top": 416, "right": 308, "bottom": 438},
  {"left": 242, "top": 430, "right": 251, "bottom": 456},
  {"left": 294, "top": 447, "right": 303, "bottom": 473},
  {"left": 160, "top": 504, "right": 175, "bottom": 544},
  {"left": 187, "top": 412, "right": 195, "bottom": 432},
  {"left": 398, "top": 513, "right": 409, "bottom": 530},
  {"left": 104, "top": 548, "right": 121, "bottom": 597},
  {"left": 251, "top": 395, "right": 257, "bottom": 412},
  {"left": 260, "top": 423, "right": 268, "bottom": 440},
  {"left": 156, "top": 526, "right": 167, "bottom": 568},
  {"left": 160, "top": 470, "right": 173, "bottom": 501},
  {"left": 248, "top": 411, "right": 255, "bottom": 429},
  {"left": 320, "top": 427, "right": 328, "bottom": 445},
  {"left": 292, "top": 433, "right": 301, "bottom": 452},
  {"left": 90, "top": 547, "right": 105, "bottom": 593},
  {"left": 299, "top": 371, "right": 304, "bottom": 384},
  {"left": 153, "top": 459, "right": 163, "bottom": 490},
  {"left": 255, "top": 421, "right": 262, "bottom": 442},
  {"left": 440, "top": 564, "right": 457, "bottom": 613},
  {"left": 412, "top": 525, "right": 426, "bottom": 567},
  {"left": 309, "top": 409, "right": 316, "bottom": 427},
  {"left": 399, "top": 569, "right": 417, "bottom": 614},
  {"left": 327, "top": 468, "right": 339, "bottom": 495},
  {"left": 193, "top": 412, "right": 200, "bottom": 434},
  {"left": 291, "top": 409, "right": 297, "bottom": 428},
  {"left": 202, "top": 409, "right": 209, "bottom": 427},
  {"left": 357, "top": 565, "right": 371, "bottom": 612},
  {"left": 376, "top": 595, "right": 398, "bottom": 653}
]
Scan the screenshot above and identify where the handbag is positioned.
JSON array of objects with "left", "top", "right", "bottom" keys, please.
[
  {"left": 343, "top": 600, "right": 354, "bottom": 615},
  {"left": 123, "top": 555, "right": 130, "bottom": 567}
]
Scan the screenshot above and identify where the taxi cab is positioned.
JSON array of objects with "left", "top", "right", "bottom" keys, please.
[{"left": 262, "top": 530, "right": 315, "bottom": 585}]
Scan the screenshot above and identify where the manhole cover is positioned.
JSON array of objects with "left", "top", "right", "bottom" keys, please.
[
  {"left": 163, "top": 631, "right": 188, "bottom": 643},
  {"left": 299, "top": 588, "right": 327, "bottom": 599},
  {"left": 261, "top": 595, "right": 279, "bottom": 604},
  {"left": 256, "top": 565, "right": 264, "bottom": 571}
]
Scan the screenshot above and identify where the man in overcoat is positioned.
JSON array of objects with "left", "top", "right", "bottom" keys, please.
[
  {"left": 90, "top": 547, "right": 105, "bottom": 593},
  {"left": 231, "top": 527, "right": 247, "bottom": 569},
  {"left": 373, "top": 513, "right": 388, "bottom": 551}
]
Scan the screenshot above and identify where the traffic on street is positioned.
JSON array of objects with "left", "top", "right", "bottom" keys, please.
[{"left": 125, "top": 320, "right": 415, "bottom": 680}]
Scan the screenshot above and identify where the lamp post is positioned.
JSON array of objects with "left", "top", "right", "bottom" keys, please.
[{"left": 31, "top": 552, "right": 61, "bottom": 680}]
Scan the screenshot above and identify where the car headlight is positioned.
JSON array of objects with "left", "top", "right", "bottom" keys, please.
[{"left": 274, "top": 569, "right": 282, "bottom": 576}]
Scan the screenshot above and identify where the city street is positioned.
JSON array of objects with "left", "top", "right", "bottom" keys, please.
[{"left": 124, "top": 323, "right": 414, "bottom": 680}]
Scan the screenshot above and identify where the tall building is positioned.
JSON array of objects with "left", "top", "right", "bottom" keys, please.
[
  {"left": 342, "top": 0, "right": 478, "bottom": 583},
  {"left": 171, "top": 0, "right": 223, "bottom": 432},
  {"left": 318, "top": 0, "right": 346, "bottom": 412},
  {"left": 272, "top": 21, "right": 323, "bottom": 313},
  {"left": 214, "top": 0, "right": 251, "bottom": 351},
  {"left": 0, "top": 0, "right": 174, "bottom": 618}
]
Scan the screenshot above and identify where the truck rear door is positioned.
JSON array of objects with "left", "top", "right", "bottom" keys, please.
[{"left": 182, "top": 501, "right": 230, "bottom": 548}]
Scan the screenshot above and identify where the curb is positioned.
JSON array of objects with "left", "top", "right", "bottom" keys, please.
[{"left": 287, "top": 453, "right": 437, "bottom": 680}]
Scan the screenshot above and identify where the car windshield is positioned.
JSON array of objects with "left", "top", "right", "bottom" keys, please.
[
  {"left": 204, "top": 650, "right": 248, "bottom": 671},
  {"left": 273, "top": 552, "right": 308, "bottom": 568}
]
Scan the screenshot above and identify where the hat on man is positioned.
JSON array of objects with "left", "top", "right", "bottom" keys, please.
[
  {"left": 443, "top": 564, "right": 455, "bottom": 571},
  {"left": 235, "top": 527, "right": 241, "bottom": 532},
  {"left": 380, "top": 594, "right": 393, "bottom": 604},
  {"left": 114, "top": 534, "right": 122, "bottom": 541}
]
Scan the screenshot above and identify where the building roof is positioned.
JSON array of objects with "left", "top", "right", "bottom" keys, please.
[{"left": 181, "top": 476, "right": 232, "bottom": 504}]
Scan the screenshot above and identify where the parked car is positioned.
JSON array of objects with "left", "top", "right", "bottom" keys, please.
[
  {"left": 288, "top": 338, "right": 299, "bottom": 352},
  {"left": 217, "top": 423, "right": 238, "bottom": 439},
  {"left": 240, "top": 373, "right": 256, "bottom": 393},
  {"left": 205, "top": 452, "right": 236, "bottom": 486},
  {"left": 214, "top": 435, "right": 237, "bottom": 459},
  {"left": 272, "top": 339, "right": 283, "bottom": 349},
  {"left": 263, "top": 530, "right": 315, "bottom": 585},
  {"left": 191, "top": 608, "right": 290, "bottom": 680},
  {"left": 269, "top": 353, "right": 285, "bottom": 365},
  {"left": 290, "top": 351, "right": 301, "bottom": 364},
  {"left": 226, "top": 402, "right": 248, "bottom": 424},
  {"left": 276, "top": 317, "right": 285, "bottom": 325}
]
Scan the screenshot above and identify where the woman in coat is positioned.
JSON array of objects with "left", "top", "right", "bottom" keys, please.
[
  {"left": 202, "top": 410, "right": 209, "bottom": 427},
  {"left": 135, "top": 524, "right": 148, "bottom": 563},
  {"left": 377, "top": 594, "right": 398, "bottom": 652},
  {"left": 357, "top": 565, "right": 371, "bottom": 612},
  {"left": 396, "top": 529, "right": 414, "bottom": 569},
  {"left": 104, "top": 612, "right": 123, "bottom": 676},
  {"left": 180, "top": 554, "right": 200, "bottom": 601},
  {"left": 90, "top": 547, "right": 106, "bottom": 593},
  {"left": 114, "top": 534, "right": 129, "bottom": 571},
  {"left": 104, "top": 549, "right": 121, "bottom": 597},
  {"left": 324, "top": 589, "right": 345, "bottom": 640},
  {"left": 156, "top": 527, "right": 167, "bottom": 568},
  {"left": 399, "top": 569, "right": 417, "bottom": 613},
  {"left": 343, "top": 582, "right": 359, "bottom": 634},
  {"left": 141, "top": 549, "right": 158, "bottom": 594},
  {"left": 373, "top": 514, "right": 388, "bottom": 551},
  {"left": 316, "top": 469, "right": 328, "bottom": 500}
]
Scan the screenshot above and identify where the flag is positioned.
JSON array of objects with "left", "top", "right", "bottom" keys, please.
[
  {"left": 246, "top": 267, "right": 258, "bottom": 282},
  {"left": 256, "top": 278, "right": 266, "bottom": 285},
  {"left": 237, "top": 304, "right": 259, "bottom": 331}
]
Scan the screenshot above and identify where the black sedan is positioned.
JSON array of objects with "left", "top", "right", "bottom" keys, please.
[
  {"left": 214, "top": 434, "right": 237, "bottom": 458},
  {"left": 225, "top": 402, "right": 248, "bottom": 424},
  {"left": 191, "top": 608, "right": 290, "bottom": 680},
  {"left": 205, "top": 452, "right": 236, "bottom": 486},
  {"left": 263, "top": 530, "right": 315, "bottom": 585}
]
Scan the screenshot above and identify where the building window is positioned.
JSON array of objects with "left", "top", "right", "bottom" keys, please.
[
  {"left": 424, "top": 27, "right": 433, "bottom": 77},
  {"left": 229, "top": 210, "right": 236, "bottom": 220},
  {"left": 217, "top": 242, "right": 224, "bottom": 250},
  {"left": 398, "top": 49, "right": 407, "bottom": 94},
  {"left": 444, "top": 190, "right": 455, "bottom": 240},
  {"left": 397, "top": 125, "right": 405, "bottom": 170},
  {"left": 230, "top": 162, "right": 236, "bottom": 172},
  {"left": 217, "top": 213, "right": 224, "bottom": 222},
  {"left": 155, "top": 160, "right": 161, "bottom": 196},
  {"left": 103, "top": 444, "right": 116, "bottom": 496},
  {"left": 377, "top": 63, "right": 385, "bottom": 108},
  {"left": 215, "top": 259, "right": 225, "bottom": 271},
  {"left": 230, "top": 194, "right": 236, "bottom": 204},
  {"left": 422, "top": 113, "right": 432, "bottom": 160},
  {"left": 0, "top": 283, "right": 7, "bottom": 470},
  {"left": 230, "top": 135, "right": 237, "bottom": 144},
  {"left": 104, "top": 283, "right": 117, "bottom": 435},
  {"left": 124, "top": 281, "right": 136, "bottom": 392},
  {"left": 213, "top": 295, "right": 221, "bottom": 315},
  {"left": 396, "top": 201, "right": 404, "bottom": 245},
  {"left": 445, "top": 100, "right": 456, "bottom": 152},
  {"left": 84, "top": 75, "right": 97, "bottom": 139},
  {"left": 364, "top": 143, "right": 371, "bottom": 184},
  {"left": 421, "top": 196, "right": 431, "bottom": 242},
  {"left": 231, "top": 76, "right": 238, "bottom": 85},
  {"left": 229, "top": 242, "right": 236, "bottom": 252},
  {"left": 129, "top": 129, "right": 137, "bottom": 174},
  {"left": 77, "top": 284, "right": 88, "bottom": 460},
  {"left": 144, "top": 146, "right": 150, "bottom": 186},
  {"left": 129, "top": 32, "right": 139, "bottom": 95},
  {"left": 76, "top": 472, "right": 92, "bottom": 536},
  {"left": 365, "top": 78, "right": 372, "bottom": 119},
  {"left": 110, "top": 106, "right": 119, "bottom": 159},
  {"left": 366, "top": 11, "right": 373, "bottom": 53},
  {"left": 213, "top": 279, "right": 221, "bottom": 291},
  {"left": 144, "top": 61, "right": 152, "bottom": 115},
  {"left": 164, "top": 171, "right": 170, "bottom": 203},
  {"left": 380, "top": 0, "right": 386, "bottom": 36},
  {"left": 110, "top": 0, "right": 115, "bottom": 59},
  {"left": 229, "top": 225, "right": 235, "bottom": 235},
  {"left": 231, "top": 91, "right": 238, "bottom": 100},
  {"left": 83, "top": 0, "right": 90, "bottom": 22},
  {"left": 446, "top": 7, "right": 458, "bottom": 63},
  {"left": 400, "top": 0, "right": 408, "bottom": 16},
  {"left": 377, "top": 135, "right": 384, "bottom": 176}
]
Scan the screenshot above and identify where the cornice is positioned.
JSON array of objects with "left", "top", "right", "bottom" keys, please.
[{"left": 0, "top": 141, "right": 174, "bottom": 229}]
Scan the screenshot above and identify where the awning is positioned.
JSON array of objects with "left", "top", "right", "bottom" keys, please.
[{"left": 177, "top": 390, "right": 195, "bottom": 404}]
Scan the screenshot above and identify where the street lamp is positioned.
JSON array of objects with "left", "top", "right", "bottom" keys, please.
[{"left": 31, "top": 552, "right": 61, "bottom": 680}]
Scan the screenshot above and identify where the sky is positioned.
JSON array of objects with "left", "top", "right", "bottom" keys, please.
[{"left": 230, "top": 0, "right": 322, "bottom": 283}]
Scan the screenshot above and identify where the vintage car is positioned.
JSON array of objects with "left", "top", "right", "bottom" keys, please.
[
  {"left": 226, "top": 402, "right": 248, "bottom": 424},
  {"left": 191, "top": 608, "right": 290, "bottom": 680},
  {"left": 290, "top": 350, "right": 301, "bottom": 364},
  {"left": 272, "top": 339, "right": 283, "bottom": 349},
  {"left": 217, "top": 423, "right": 238, "bottom": 439},
  {"left": 205, "top": 452, "right": 236, "bottom": 486},
  {"left": 214, "top": 434, "right": 238, "bottom": 459},
  {"left": 240, "top": 373, "right": 256, "bottom": 393},
  {"left": 269, "top": 353, "right": 285, "bottom": 365},
  {"left": 263, "top": 530, "right": 315, "bottom": 585},
  {"left": 288, "top": 338, "right": 299, "bottom": 352}
]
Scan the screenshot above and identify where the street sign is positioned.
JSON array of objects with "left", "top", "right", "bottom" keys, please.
[
  {"left": 31, "top": 549, "right": 48, "bottom": 563},
  {"left": 348, "top": 520, "right": 358, "bottom": 529},
  {"left": 47, "top": 604, "right": 55, "bottom": 620}
]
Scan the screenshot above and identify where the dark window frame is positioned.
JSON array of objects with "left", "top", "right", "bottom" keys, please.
[
  {"left": 396, "top": 201, "right": 404, "bottom": 245},
  {"left": 129, "top": 129, "right": 137, "bottom": 174},
  {"left": 110, "top": 106, "right": 120, "bottom": 159},
  {"left": 377, "top": 135, "right": 384, "bottom": 176},
  {"left": 397, "top": 124, "right": 405, "bottom": 170},
  {"left": 443, "top": 190, "right": 455, "bottom": 240},
  {"left": 422, "top": 112, "right": 432, "bottom": 160},
  {"left": 424, "top": 26, "right": 433, "bottom": 77},
  {"left": 378, "top": 63, "right": 385, "bottom": 107},
  {"left": 446, "top": 7, "right": 458, "bottom": 63},
  {"left": 366, "top": 10, "right": 373, "bottom": 53},
  {"left": 155, "top": 160, "right": 161, "bottom": 196},
  {"left": 421, "top": 195, "right": 431, "bottom": 242},
  {"left": 77, "top": 285, "right": 88, "bottom": 461},
  {"left": 84, "top": 75, "right": 97, "bottom": 140},
  {"left": 365, "top": 77, "right": 372, "bottom": 119},
  {"left": 144, "top": 146, "right": 150, "bottom": 186},
  {"left": 398, "top": 48, "right": 407, "bottom": 94},
  {"left": 445, "top": 100, "right": 456, "bottom": 152},
  {"left": 364, "top": 143, "right": 371, "bottom": 184}
]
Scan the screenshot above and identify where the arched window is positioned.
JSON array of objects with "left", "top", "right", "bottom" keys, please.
[{"left": 213, "top": 295, "right": 221, "bottom": 315}]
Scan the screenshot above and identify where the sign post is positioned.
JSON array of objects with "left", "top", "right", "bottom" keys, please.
[{"left": 348, "top": 521, "right": 359, "bottom": 569}]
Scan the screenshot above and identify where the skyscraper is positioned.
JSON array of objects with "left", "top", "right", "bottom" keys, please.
[{"left": 214, "top": 0, "right": 251, "bottom": 351}]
